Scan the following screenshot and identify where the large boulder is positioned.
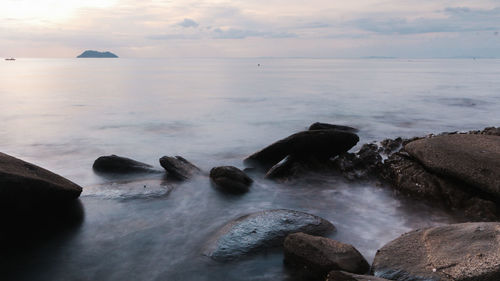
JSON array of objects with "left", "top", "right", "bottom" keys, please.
[
  {"left": 159, "top": 156, "right": 200, "bottom": 180},
  {"left": 326, "top": 271, "right": 390, "bottom": 281},
  {"left": 0, "top": 152, "right": 84, "bottom": 243},
  {"left": 244, "top": 129, "right": 359, "bottom": 169},
  {"left": 209, "top": 166, "right": 253, "bottom": 194},
  {"left": 284, "top": 233, "right": 369, "bottom": 280},
  {"left": 93, "top": 155, "right": 159, "bottom": 174},
  {"left": 0, "top": 152, "right": 82, "bottom": 202},
  {"left": 204, "top": 209, "right": 335, "bottom": 261},
  {"left": 405, "top": 134, "right": 500, "bottom": 198},
  {"left": 372, "top": 222, "right": 500, "bottom": 281}
]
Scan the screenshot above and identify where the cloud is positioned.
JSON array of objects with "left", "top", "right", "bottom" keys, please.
[
  {"left": 177, "top": 18, "right": 199, "bottom": 28},
  {"left": 212, "top": 28, "right": 296, "bottom": 39},
  {"left": 353, "top": 7, "right": 500, "bottom": 35}
]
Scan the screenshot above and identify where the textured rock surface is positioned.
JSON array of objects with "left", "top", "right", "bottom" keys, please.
[
  {"left": 284, "top": 233, "right": 369, "bottom": 279},
  {"left": 405, "top": 134, "right": 500, "bottom": 198},
  {"left": 0, "top": 152, "right": 82, "bottom": 202},
  {"left": 159, "top": 156, "right": 200, "bottom": 180},
  {"left": 93, "top": 155, "right": 158, "bottom": 174},
  {"left": 372, "top": 222, "right": 500, "bottom": 281},
  {"left": 381, "top": 152, "right": 498, "bottom": 221},
  {"left": 326, "top": 271, "right": 391, "bottom": 281},
  {"left": 210, "top": 166, "right": 253, "bottom": 194},
  {"left": 244, "top": 129, "right": 359, "bottom": 169},
  {"left": 205, "top": 209, "right": 335, "bottom": 261}
]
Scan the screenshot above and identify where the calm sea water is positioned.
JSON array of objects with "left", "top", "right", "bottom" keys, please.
[{"left": 1, "top": 58, "right": 499, "bottom": 280}]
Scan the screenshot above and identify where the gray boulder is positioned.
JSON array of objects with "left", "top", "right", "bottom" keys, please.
[
  {"left": 210, "top": 166, "right": 253, "bottom": 194},
  {"left": 326, "top": 271, "right": 390, "bottom": 281},
  {"left": 244, "top": 129, "right": 359, "bottom": 170},
  {"left": 284, "top": 233, "right": 369, "bottom": 279},
  {"left": 159, "top": 156, "right": 200, "bottom": 180},
  {"left": 372, "top": 222, "right": 500, "bottom": 281},
  {"left": 405, "top": 134, "right": 500, "bottom": 198},
  {"left": 204, "top": 209, "right": 335, "bottom": 261},
  {"left": 93, "top": 155, "right": 159, "bottom": 174},
  {"left": 0, "top": 152, "right": 82, "bottom": 202}
]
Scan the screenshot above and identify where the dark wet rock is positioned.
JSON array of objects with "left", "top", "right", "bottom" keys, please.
[
  {"left": 265, "top": 155, "right": 334, "bottom": 181},
  {"left": 284, "top": 233, "right": 369, "bottom": 280},
  {"left": 379, "top": 137, "right": 403, "bottom": 155},
  {"left": 326, "top": 271, "right": 390, "bottom": 281},
  {"left": 372, "top": 222, "right": 500, "bottom": 281},
  {"left": 480, "top": 126, "right": 500, "bottom": 136},
  {"left": 333, "top": 143, "right": 382, "bottom": 180},
  {"left": 380, "top": 152, "right": 498, "bottom": 221},
  {"left": 210, "top": 166, "right": 253, "bottom": 194},
  {"left": 244, "top": 129, "right": 359, "bottom": 170},
  {"left": 93, "top": 155, "right": 159, "bottom": 174},
  {"left": 308, "top": 122, "right": 358, "bottom": 133},
  {"left": 0, "top": 152, "right": 84, "bottom": 244},
  {"left": 405, "top": 134, "right": 500, "bottom": 199},
  {"left": 204, "top": 209, "right": 335, "bottom": 261},
  {"left": 159, "top": 156, "right": 200, "bottom": 180},
  {"left": 0, "top": 152, "right": 82, "bottom": 203}
]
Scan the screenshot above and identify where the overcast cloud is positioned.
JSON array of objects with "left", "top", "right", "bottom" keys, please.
[{"left": 1, "top": 0, "right": 499, "bottom": 58}]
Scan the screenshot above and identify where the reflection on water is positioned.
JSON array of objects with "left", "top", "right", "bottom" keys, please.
[{"left": 0, "top": 58, "right": 498, "bottom": 280}]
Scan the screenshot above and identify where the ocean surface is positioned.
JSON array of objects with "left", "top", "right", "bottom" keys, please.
[{"left": 1, "top": 58, "right": 499, "bottom": 280}]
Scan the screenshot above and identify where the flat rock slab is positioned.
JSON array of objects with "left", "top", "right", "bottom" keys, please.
[
  {"left": 405, "top": 134, "right": 500, "bottom": 198},
  {"left": 284, "top": 233, "right": 369, "bottom": 279},
  {"left": 93, "top": 155, "right": 159, "bottom": 174},
  {"left": 0, "top": 152, "right": 82, "bottom": 202},
  {"left": 205, "top": 209, "right": 335, "bottom": 261},
  {"left": 327, "top": 271, "right": 390, "bottom": 281},
  {"left": 372, "top": 222, "right": 500, "bottom": 281}
]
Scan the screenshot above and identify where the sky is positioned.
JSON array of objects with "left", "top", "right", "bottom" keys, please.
[{"left": 1, "top": 0, "right": 499, "bottom": 58}]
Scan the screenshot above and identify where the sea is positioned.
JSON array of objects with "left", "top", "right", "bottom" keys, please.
[{"left": 1, "top": 58, "right": 499, "bottom": 280}]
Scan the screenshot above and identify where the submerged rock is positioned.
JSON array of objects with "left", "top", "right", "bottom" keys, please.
[
  {"left": 284, "top": 233, "right": 369, "bottom": 279},
  {"left": 210, "top": 166, "right": 253, "bottom": 194},
  {"left": 204, "top": 209, "right": 335, "bottom": 261},
  {"left": 308, "top": 122, "right": 358, "bottom": 133},
  {"left": 159, "top": 156, "right": 200, "bottom": 180},
  {"left": 244, "top": 129, "right": 359, "bottom": 170},
  {"left": 0, "top": 152, "right": 82, "bottom": 202},
  {"left": 93, "top": 155, "right": 159, "bottom": 174},
  {"left": 326, "top": 271, "right": 390, "bottom": 281},
  {"left": 404, "top": 134, "right": 500, "bottom": 199},
  {"left": 372, "top": 222, "right": 500, "bottom": 281}
]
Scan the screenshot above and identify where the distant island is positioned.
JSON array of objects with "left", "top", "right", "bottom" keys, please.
[{"left": 77, "top": 50, "right": 118, "bottom": 58}]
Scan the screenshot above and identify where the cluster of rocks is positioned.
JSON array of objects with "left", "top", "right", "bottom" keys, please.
[{"left": 2, "top": 122, "right": 499, "bottom": 281}]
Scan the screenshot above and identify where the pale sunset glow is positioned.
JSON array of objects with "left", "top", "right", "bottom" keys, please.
[{"left": 1, "top": 0, "right": 499, "bottom": 58}]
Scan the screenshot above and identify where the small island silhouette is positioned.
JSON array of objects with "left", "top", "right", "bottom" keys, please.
[{"left": 77, "top": 50, "right": 118, "bottom": 58}]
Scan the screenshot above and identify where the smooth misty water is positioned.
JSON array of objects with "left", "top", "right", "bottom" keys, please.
[{"left": 1, "top": 58, "right": 499, "bottom": 280}]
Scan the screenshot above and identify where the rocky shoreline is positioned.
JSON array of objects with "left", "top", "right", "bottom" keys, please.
[{"left": 1, "top": 124, "right": 499, "bottom": 281}]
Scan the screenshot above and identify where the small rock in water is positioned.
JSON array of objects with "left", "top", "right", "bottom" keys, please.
[
  {"left": 93, "top": 155, "right": 159, "bottom": 174},
  {"left": 159, "top": 155, "right": 201, "bottom": 180},
  {"left": 210, "top": 166, "right": 253, "bottom": 194},
  {"left": 284, "top": 232, "right": 370, "bottom": 279}
]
